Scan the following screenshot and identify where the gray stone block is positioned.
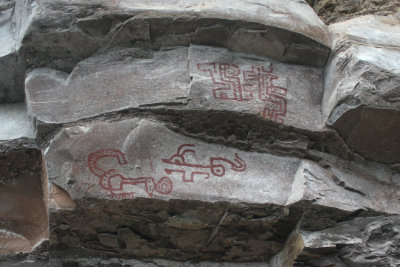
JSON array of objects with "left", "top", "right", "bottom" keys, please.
[
  {"left": 323, "top": 15, "right": 400, "bottom": 163},
  {"left": 0, "top": 103, "right": 35, "bottom": 140}
]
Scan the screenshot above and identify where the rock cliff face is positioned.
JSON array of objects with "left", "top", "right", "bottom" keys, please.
[
  {"left": 0, "top": 1, "right": 399, "bottom": 266},
  {"left": 307, "top": 0, "right": 400, "bottom": 24}
]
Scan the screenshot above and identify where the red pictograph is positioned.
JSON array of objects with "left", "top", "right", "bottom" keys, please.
[
  {"left": 87, "top": 145, "right": 247, "bottom": 196},
  {"left": 197, "top": 63, "right": 243, "bottom": 101},
  {"left": 88, "top": 149, "right": 172, "bottom": 199},
  {"left": 197, "top": 63, "right": 287, "bottom": 123},
  {"left": 162, "top": 144, "right": 246, "bottom": 183}
]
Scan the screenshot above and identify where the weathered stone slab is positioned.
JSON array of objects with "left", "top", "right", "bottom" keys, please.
[
  {"left": 0, "top": 230, "right": 31, "bottom": 254},
  {"left": 0, "top": 1, "right": 24, "bottom": 103},
  {"left": 49, "top": 198, "right": 293, "bottom": 262},
  {"left": 297, "top": 216, "right": 400, "bottom": 266},
  {"left": 25, "top": 48, "right": 190, "bottom": 123},
  {"left": 21, "top": 0, "right": 330, "bottom": 70},
  {"left": 45, "top": 118, "right": 300, "bottom": 203},
  {"left": 286, "top": 160, "right": 400, "bottom": 214},
  {"left": 45, "top": 118, "right": 400, "bottom": 214},
  {"left": 45, "top": 118, "right": 301, "bottom": 261},
  {"left": 329, "top": 14, "right": 400, "bottom": 48},
  {"left": 0, "top": 140, "right": 48, "bottom": 255},
  {"left": 44, "top": 118, "right": 399, "bottom": 262},
  {"left": 188, "top": 46, "right": 324, "bottom": 130},
  {"left": 26, "top": 45, "right": 325, "bottom": 133},
  {"left": 48, "top": 257, "right": 269, "bottom": 267},
  {"left": 322, "top": 15, "right": 400, "bottom": 163},
  {"left": 0, "top": 103, "right": 35, "bottom": 140}
]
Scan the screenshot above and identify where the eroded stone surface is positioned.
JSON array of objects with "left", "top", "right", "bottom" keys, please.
[
  {"left": 50, "top": 198, "right": 293, "bottom": 262},
  {"left": 189, "top": 46, "right": 324, "bottom": 130},
  {"left": 21, "top": 0, "right": 330, "bottom": 71},
  {"left": 323, "top": 15, "right": 400, "bottom": 163},
  {"left": 3, "top": 1, "right": 400, "bottom": 265},
  {"left": 46, "top": 118, "right": 400, "bottom": 213},
  {"left": 308, "top": 0, "right": 400, "bottom": 25},
  {"left": 26, "top": 45, "right": 325, "bottom": 133},
  {"left": 0, "top": 140, "right": 48, "bottom": 255},
  {"left": 44, "top": 118, "right": 400, "bottom": 262},
  {"left": 0, "top": 0, "right": 24, "bottom": 103},
  {"left": 329, "top": 14, "right": 400, "bottom": 48},
  {"left": 45, "top": 118, "right": 300, "bottom": 203},
  {"left": 47, "top": 257, "right": 269, "bottom": 267},
  {"left": 287, "top": 160, "right": 400, "bottom": 214},
  {"left": 25, "top": 48, "right": 190, "bottom": 123},
  {"left": 0, "top": 103, "right": 35, "bottom": 140},
  {"left": 45, "top": 118, "right": 297, "bottom": 261},
  {"left": 0, "top": 230, "right": 31, "bottom": 254},
  {"left": 296, "top": 216, "right": 400, "bottom": 266}
]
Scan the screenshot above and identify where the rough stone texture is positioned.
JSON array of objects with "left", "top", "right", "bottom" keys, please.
[
  {"left": 26, "top": 45, "right": 325, "bottom": 133},
  {"left": 0, "top": 0, "right": 24, "bottom": 103},
  {"left": 307, "top": 0, "right": 400, "bottom": 24},
  {"left": 329, "top": 14, "right": 400, "bottom": 48},
  {"left": 323, "top": 15, "right": 400, "bottom": 164},
  {"left": 48, "top": 258, "right": 269, "bottom": 267},
  {"left": 0, "top": 103, "right": 35, "bottom": 140},
  {"left": 0, "top": 139, "right": 48, "bottom": 256},
  {"left": 20, "top": 0, "right": 330, "bottom": 71},
  {"left": 43, "top": 118, "right": 399, "bottom": 263},
  {"left": 45, "top": 118, "right": 300, "bottom": 204},
  {"left": 1, "top": 0, "right": 331, "bottom": 100},
  {"left": 25, "top": 48, "right": 190, "bottom": 124},
  {"left": 287, "top": 160, "right": 400, "bottom": 215},
  {"left": 1, "top": 1, "right": 400, "bottom": 266},
  {"left": 296, "top": 216, "right": 400, "bottom": 266}
]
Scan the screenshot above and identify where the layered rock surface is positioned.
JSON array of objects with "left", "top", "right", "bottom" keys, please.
[
  {"left": 25, "top": 45, "right": 325, "bottom": 132},
  {"left": 0, "top": 1, "right": 399, "bottom": 266},
  {"left": 0, "top": 139, "right": 47, "bottom": 257},
  {"left": 0, "top": 0, "right": 24, "bottom": 103},
  {"left": 323, "top": 14, "right": 400, "bottom": 164},
  {"left": 21, "top": 0, "right": 330, "bottom": 70},
  {"left": 44, "top": 118, "right": 400, "bottom": 264},
  {"left": 307, "top": 0, "right": 400, "bottom": 24}
]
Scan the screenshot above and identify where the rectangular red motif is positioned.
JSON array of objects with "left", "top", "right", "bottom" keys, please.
[{"left": 197, "top": 63, "right": 287, "bottom": 123}]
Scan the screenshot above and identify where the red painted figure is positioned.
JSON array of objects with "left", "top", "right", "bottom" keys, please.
[
  {"left": 88, "top": 149, "right": 172, "bottom": 199},
  {"left": 197, "top": 63, "right": 287, "bottom": 123},
  {"left": 162, "top": 144, "right": 246, "bottom": 183}
]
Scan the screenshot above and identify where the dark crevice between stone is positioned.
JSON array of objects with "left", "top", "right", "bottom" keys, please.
[
  {"left": 48, "top": 197, "right": 396, "bottom": 263},
  {"left": 23, "top": 13, "right": 330, "bottom": 76},
  {"left": 0, "top": 140, "right": 48, "bottom": 260},
  {"left": 33, "top": 107, "right": 362, "bottom": 167}
]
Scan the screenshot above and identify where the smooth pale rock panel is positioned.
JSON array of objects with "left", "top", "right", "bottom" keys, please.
[
  {"left": 296, "top": 216, "right": 400, "bottom": 266},
  {"left": 21, "top": 0, "right": 330, "bottom": 70},
  {"left": 26, "top": 45, "right": 325, "bottom": 132},
  {"left": 45, "top": 118, "right": 299, "bottom": 203},
  {"left": 323, "top": 15, "right": 400, "bottom": 164},
  {"left": 0, "top": 103, "right": 35, "bottom": 140},
  {"left": 189, "top": 46, "right": 324, "bottom": 131},
  {"left": 25, "top": 48, "right": 190, "bottom": 124},
  {"left": 0, "top": 140, "right": 48, "bottom": 255}
]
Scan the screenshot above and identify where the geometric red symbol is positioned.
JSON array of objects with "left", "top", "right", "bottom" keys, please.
[
  {"left": 162, "top": 144, "right": 246, "bottom": 183},
  {"left": 197, "top": 63, "right": 287, "bottom": 123}
]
